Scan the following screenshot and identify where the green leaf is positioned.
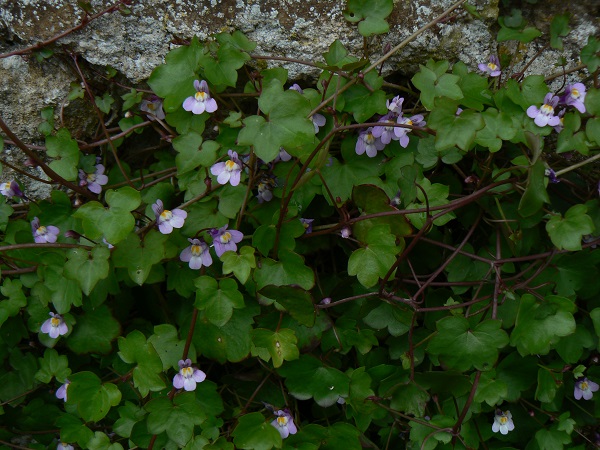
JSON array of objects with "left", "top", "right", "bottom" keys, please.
[
  {"left": 232, "top": 412, "right": 282, "bottom": 450},
  {"left": 203, "top": 41, "right": 250, "bottom": 88},
  {"left": 389, "top": 382, "right": 430, "bottom": 416},
  {"left": 546, "top": 204, "right": 595, "bottom": 251},
  {"left": 68, "top": 371, "right": 121, "bottom": 422},
  {"left": 535, "top": 368, "right": 561, "bottom": 403},
  {"left": 258, "top": 285, "right": 315, "bottom": 327},
  {"left": 348, "top": 224, "right": 399, "bottom": 288},
  {"left": 581, "top": 36, "right": 600, "bottom": 73},
  {"left": 510, "top": 294, "right": 576, "bottom": 355},
  {"left": 45, "top": 128, "right": 81, "bottom": 181},
  {"left": 363, "top": 302, "right": 412, "bottom": 337},
  {"left": 64, "top": 246, "right": 110, "bottom": 295},
  {"left": 112, "top": 231, "right": 167, "bottom": 285},
  {"left": 343, "top": 0, "right": 393, "bottom": 36},
  {"left": 452, "top": 61, "right": 493, "bottom": 110},
  {"left": 550, "top": 13, "right": 570, "bottom": 50},
  {"left": 252, "top": 328, "right": 299, "bottom": 368},
  {"left": 428, "top": 99, "right": 484, "bottom": 150},
  {"left": 148, "top": 324, "right": 195, "bottom": 371},
  {"left": 475, "top": 108, "right": 518, "bottom": 152},
  {"left": 121, "top": 88, "right": 143, "bottom": 111},
  {"left": 66, "top": 305, "right": 121, "bottom": 355},
  {"left": 35, "top": 348, "right": 71, "bottom": 383},
  {"left": 474, "top": 371, "right": 508, "bottom": 406},
  {"left": 0, "top": 278, "right": 27, "bottom": 328},
  {"left": 221, "top": 246, "right": 256, "bottom": 284},
  {"left": 279, "top": 355, "right": 349, "bottom": 407},
  {"left": 409, "top": 415, "right": 454, "bottom": 450},
  {"left": 87, "top": 431, "right": 124, "bottom": 450},
  {"left": 323, "top": 39, "right": 359, "bottom": 68},
  {"left": 343, "top": 71, "right": 387, "bottom": 122},
  {"left": 118, "top": 330, "right": 166, "bottom": 396},
  {"left": 496, "top": 352, "right": 538, "bottom": 401},
  {"left": 427, "top": 317, "right": 509, "bottom": 372},
  {"left": 518, "top": 159, "right": 550, "bottom": 217},
  {"left": 95, "top": 93, "right": 115, "bottom": 114},
  {"left": 497, "top": 23, "right": 542, "bottom": 43},
  {"left": 56, "top": 414, "right": 94, "bottom": 447},
  {"left": 412, "top": 60, "right": 463, "bottom": 110},
  {"left": 194, "top": 276, "right": 245, "bottom": 327},
  {"left": 146, "top": 392, "right": 206, "bottom": 446},
  {"left": 254, "top": 250, "right": 314, "bottom": 291},
  {"left": 535, "top": 428, "right": 571, "bottom": 450},
  {"left": 172, "top": 131, "right": 219, "bottom": 174},
  {"left": 237, "top": 79, "right": 316, "bottom": 162}
]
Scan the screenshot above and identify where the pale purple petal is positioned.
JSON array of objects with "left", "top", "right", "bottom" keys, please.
[
  {"left": 210, "top": 162, "right": 226, "bottom": 176},
  {"left": 173, "top": 374, "right": 184, "bottom": 389},
  {"left": 229, "top": 170, "right": 241, "bottom": 186},
  {"left": 193, "top": 369, "right": 207, "bottom": 383},
  {"left": 49, "top": 326, "right": 60, "bottom": 339},
  {"left": 58, "top": 322, "right": 68, "bottom": 335},
  {"left": 201, "top": 251, "right": 213, "bottom": 267},
  {"left": 191, "top": 101, "right": 206, "bottom": 115},
  {"left": 188, "top": 256, "right": 203, "bottom": 270},
  {"left": 180, "top": 246, "right": 192, "bottom": 262},
  {"left": 526, "top": 105, "right": 539, "bottom": 119},
  {"left": 158, "top": 221, "right": 173, "bottom": 234},
  {"left": 205, "top": 98, "right": 218, "bottom": 113},
  {"left": 198, "top": 80, "right": 208, "bottom": 92},
  {"left": 182, "top": 97, "right": 196, "bottom": 111},
  {"left": 41, "top": 319, "right": 53, "bottom": 334},
  {"left": 183, "top": 377, "right": 197, "bottom": 391},
  {"left": 217, "top": 171, "right": 231, "bottom": 185},
  {"left": 152, "top": 200, "right": 163, "bottom": 217}
]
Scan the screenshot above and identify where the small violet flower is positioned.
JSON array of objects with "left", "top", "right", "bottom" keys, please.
[
  {"left": 1, "top": 180, "right": 23, "bottom": 198},
  {"left": 209, "top": 225, "right": 243, "bottom": 257},
  {"left": 561, "top": 83, "right": 586, "bottom": 114},
  {"left": 211, "top": 150, "right": 243, "bottom": 186},
  {"left": 340, "top": 226, "right": 352, "bottom": 239},
  {"left": 31, "top": 217, "right": 60, "bottom": 244},
  {"left": 56, "top": 379, "right": 70, "bottom": 402},
  {"left": 386, "top": 95, "right": 404, "bottom": 115},
  {"left": 270, "top": 409, "right": 297, "bottom": 439},
  {"left": 183, "top": 80, "right": 218, "bottom": 115},
  {"left": 41, "top": 312, "right": 68, "bottom": 339},
  {"left": 395, "top": 114, "right": 426, "bottom": 148},
  {"left": 372, "top": 113, "right": 400, "bottom": 145},
  {"left": 492, "top": 410, "right": 515, "bottom": 435},
  {"left": 173, "top": 359, "right": 206, "bottom": 391},
  {"left": 152, "top": 199, "right": 187, "bottom": 234},
  {"left": 140, "top": 96, "right": 166, "bottom": 120},
  {"left": 57, "top": 443, "right": 74, "bottom": 450},
  {"left": 545, "top": 168, "right": 560, "bottom": 184},
  {"left": 180, "top": 238, "right": 212, "bottom": 270},
  {"left": 574, "top": 377, "right": 599, "bottom": 400},
  {"left": 257, "top": 180, "right": 274, "bottom": 203},
  {"left": 300, "top": 218, "right": 314, "bottom": 234},
  {"left": 289, "top": 84, "right": 304, "bottom": 94},
  {"left": 311, "top": 113, "right": 326, "bottom": 133},
  {"left": 277, "top": 148, "right": 292, "bottom": 162},
  {"left": 478, "top": 55, "right": 502, "bottom": 77},
  {"left": 355, "top": 127, "right": 385, "bottom": 157},
  {"left": 79, "top": 164, "right": 108, "bottom": 194},
  {"left": 527, "top": 93, "right": 561, "bottom": 127}
]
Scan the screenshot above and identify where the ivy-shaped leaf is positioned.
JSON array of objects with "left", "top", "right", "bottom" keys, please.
[
  {"left": 46, "top": 128, "right": 81, "bottom": 181},
  {"left": 67, "top": 371, "right": 121, "bottom": 423},
  {"left": 64, "top": 245, "right": 110, "bottom": 296},
  {"left": 343, "top": 0, "right": 393, "bottom": 37},
  {"left": 546, "top": 204, "right": 595, "bottom": 251},
  {"left": 348, "top": 224, "right": 399, "bottom": 288},
  {"left": 194, "top": 276, "right": 245, "bottom": 327},
  {"left": 252, "top": 328, "right": 299, "bottom": 368},
  {"left": 117, "top": 330, "right": 166, "bottom": 396}
]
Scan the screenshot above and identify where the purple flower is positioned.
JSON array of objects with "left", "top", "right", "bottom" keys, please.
[
  {"left": 210, "top": 150, "right": 243, "bottom": 186},
  {"left": 257, "top": 181, "right": 273, "bottom": 203},
  {"left": 277, "top": 148, "right": 292, "bottom": 162},
  {"left": 270, "top": 409, "right": 297, "bottom": 439},
  {"left": 173, "top": 359, "right": 206, "bottom": 391},
  {"left": 209, "top": 225, "right": 243, "bottom": 257},
  {"left": 180, "top": 238, "right": 212, "bottom": 270},
  {"left": 56, "top": 379, "right": 70, "bottom": 402},
  {"left": 372, "top": 113, "right": 400, "bottom": 145},
  {"left": 140, "top": 96, "right": 166, "bottom": 120},
  {"left": 560, "top": 83, "right": 586, "bottom": 113},
  {"left": 57, "top": 444, "right": 74, "bottom": 450},
  {"left": 289, "top": 84, "right": 304, "bottom": 94},
  {"left": 527, "top": 93, "right": 561, "bottom": 127},
  {"left": 574, "top": 377, "right": 599, "bottom": 400},
  {"left": 31, "top": 217, "right": 60, "bottom": 243},
  {"left": 386, "top": 95, "right": 404, "bottom": 115},
  {"left": 340, "top": 226, "right": 352, "bottom": 239},
  {"left": 152, "top": 199, "right": 187, "bottom": 234},
  {"left": 1, "top": 180, "right": 23, "bottom": 198},
  {"left": 553, "top": 109, "right": 566, "bottom": 133},
  {"left": 394, "top": 114, "right": 426, "bottom": 148},
  {"left": 545, "top": 168, "right": 560, "bottom": 184},
  {"left": 492, "top": 410, "right": 514, "bottom": 435},
  {"left": 41, "top": 312, "right": 68, "bottom": 339},
  {"left": 478, "top": 55, "right": 501, "bottom": 77},
  {"left": 79, "top": 164, "right": 108, "bottom": 194},
  {"left": 300, "top": 218, "right": 314, "bottom": 234},
  {"left": 182, "top": 80, "right": 218, "bottom": 115},
  {"left": 311, "top": 113, "right": 326, "bottom": 133},
  {"left": 355, "top": 128, "right": 386, "bottom": 157}
]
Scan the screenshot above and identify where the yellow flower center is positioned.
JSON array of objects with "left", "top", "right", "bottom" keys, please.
[
  {"left": 191, "top": 244, "right": 202, "bottom": 256},
  {"left": 571, "top": 87, "right": 580, "bottom": 98},
  {"left": 195, "top": 91, "right": 208, "bottom": 101},
  {"left": 220, "top": 232, "right": 232, "bottom": 244},
  {"left": 225, "top": 160, "right": 239, "bottom": 172},
  {"left": 160, "top": 210, "right": 173, "bottom": 221},
  {"left": 487, "top": 62, "right": 498, "bottom": 71},
  {"left": 365, "top": 133, "right": 375, "bottom": 144},
  {"left": 36, "top": 226, "right": 47, "bottom": 235},
  {"left": 499, "top": 416, "right": 508, "bottom": 425},
  {"left": 581, "top": 381, "right": 588, "bottom": 390},
  {"left": 51, "top": 317, "right": 61, "bottom": 327},
  {"left": 3, "top": 182, "right": 10, "bottom": 190},
  {"left": 277, "top": 416, "right": 288, "bottom": 427},
  {"left": 541, "top": 104, "right": 555, "bottom": 115},
  {"left": 86, "top": 173, "right": 96, "bottom": 183},
  {"left": 147, "top": 102, "right": 156, "bottom": 110},
  {"left": 181, "top": 366, "right": 193, "bottom": 378}
]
